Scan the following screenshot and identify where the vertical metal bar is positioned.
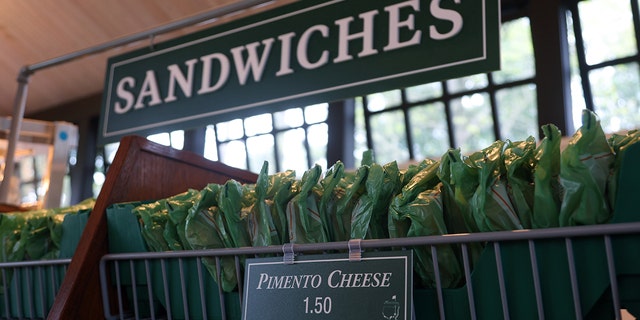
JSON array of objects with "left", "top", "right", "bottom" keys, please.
[
  {"left": 196, "top": 257, "right": 208, "bottom": 319},
  {"left": 144, "top": 259, "right": 156, "bottom": 320},
  {"left": 99, "top": 259, "right": 114, "bottom": 319},
  {"left": 24, "top": 267, "right": 35, "bottom": 318},
  {"left": 24, "top": 267, "right": 34, "bottom": 318},
  {"left": 494, "top": 243, "right": 510, "bottom": 320},
  {"left": 0, "top": 68, "right": 31, "bottom": 204},
  {"left": 604, "top": 235, "right": 622, "bottom": 320},
  {"left": 37, "top": 266, "right": 46, "bottom": 318},
  {"left": 215, "top": 256, "right": 227, "bottom": 320},
  {"left": 114, "top": 261, "right": 125, "bottom": 320},
  {"left": 15, "top": 267, "right": 24, "bottom": 319},
  {"left": 129, "top": 260, "right": 140, "bottom": 319},
  {"left": 565, "top": 238, "right": 582, "bottom": 319},
  {"left": 161, "top": 259, "right": 172, "bottom": 320},
  {"left": 236, "top": 255, "right": 244, "bottom": 306},
  {"left": 178, "top": 258, "right": 190, "bottom": 319},
  {"left": 461, "top": 243, "right": 477, "bottom": 320},
  {"left": 431, "top": 246, "right": 446, "bottom": 320},
  {"left": 2, "top": 268, "right": 9, "bottom": 319},
  {"left": 528, "top": 240, "right": 545, "bottom": 320},
  {"left": 49, "top": 265, "right": 57, "bottom": 306}
]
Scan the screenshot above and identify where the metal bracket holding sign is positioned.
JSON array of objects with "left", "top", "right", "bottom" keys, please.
[
  {"left": 243, "top": 250, "right": 413, "bottom": 320},
  {"left": 100, "top": 0, "right": 501, "bottom": 144}
]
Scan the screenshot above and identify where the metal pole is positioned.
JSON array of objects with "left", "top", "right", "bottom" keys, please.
[
  {"left": 0, "top": 0, "right": 274, "bottom": 205},
  {"left": 0, "top": 67, "right": 32, "bottom": 204}
]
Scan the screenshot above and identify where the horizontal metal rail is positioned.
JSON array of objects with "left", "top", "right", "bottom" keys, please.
[{"left": 101, "top": 221, "right": 640, "bottom": 261}]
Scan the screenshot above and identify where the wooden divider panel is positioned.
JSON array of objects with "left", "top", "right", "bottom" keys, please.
[{"left": 48, "top": 135, "right": 258, "bottom": 319}]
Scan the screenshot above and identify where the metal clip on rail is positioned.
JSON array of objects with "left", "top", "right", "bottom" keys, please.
[
  {"left": 348, "top": 239, "right": 362, "bottom": 262},
  {"left": 282, "top": 243, "right": 295, "bottom": 265}
]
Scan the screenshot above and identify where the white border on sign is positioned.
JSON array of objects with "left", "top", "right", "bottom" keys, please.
[{"left": 242, "top": 254, "right": 411, "bottom": 320}]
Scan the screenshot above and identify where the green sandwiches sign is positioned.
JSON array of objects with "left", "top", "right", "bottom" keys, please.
[
  {"left": 100, "top": 0, "right": 500, "bottom": 144},
  {"left": 242, "top": 251, "right": 413, "bottom": 320}
]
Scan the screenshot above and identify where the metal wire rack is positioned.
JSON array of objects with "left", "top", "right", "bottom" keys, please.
[
  {"left": 99, "top": 221, "right": 640, "bottom": 320},
  {"left": 0, "top": 258, "right": 70, "bottom": 319}
]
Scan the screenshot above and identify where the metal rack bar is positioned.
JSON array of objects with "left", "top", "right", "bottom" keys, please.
[
  {"left": 494, "top": 243, "right": 510, "bottom": 320},
  {"left": 565, "top": 238, "right": 582, "bottom": 319},
  {"left": 604, "top": 235, "right": 622, "bottom": 320},
  {"left": 528, "top": 240, "right": 544, "bottom": 319}
]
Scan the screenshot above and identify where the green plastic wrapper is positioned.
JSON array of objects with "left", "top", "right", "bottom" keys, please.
[
  {"left": 133, "top": 199, "right": 171, "bottom": 252},
  {"left": 319, "top": 161, "right": 345, "bottom": 242},
  {"left": 287, "top": 164, "right": 326, "bottom": 243},
  {"left": 607, "top": 129, "right": 640, "bottom": 212},
  {"left": 437, "top": 149, "right": 485, "bottom": 271},
  {"left": 503, "top": 137, "right": 536, "bottom": 229},
  {"left": 440, "top": 149, "right": 481, "bottom": 233},
  {"left": 271, "top": 171, "right": 299, "bottom": 244},
  {"left": 532, "top": 124, "right": 562, "bottom": 228},
  {"left": 264, "top": 168, "right": 297, "bottom": 245},
  {"left": 218, "top": 179, "right": 252, "bottom": 248},
  {"left": 184, "top": 183, "right": 238, "bottom": 292},
  {"left": 392, "top": 185, "right": 462, "bottom": 288},
  {"left": 388, "top": 159, "right": 440, "bottom": 240},
  {"left": 335, "top": 165, "right": 368, "bottom": 241},
  {"left": 470, "top": 140, "right": 523, "bottom": 232},
  {"left": 400, "top": 158, "right": 435, "bottom": 188},
  {"left": 559, "top": 110, "right": 614, "bottom": 226},
  {"left": 350, "top": 163, "right": 381, "bottom": 240},
  {"left": 165, "top": 189, "right": 200, "bottom": 250},
  {"left": 351, "top": 161, "right": 401, "bottom": 240},
  {"left": 249, "top": 161, "right": 279, "bottom": 247}
]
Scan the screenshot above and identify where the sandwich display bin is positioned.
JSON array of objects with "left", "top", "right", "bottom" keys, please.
[
  {"left": 74, "top": 134, "right": 640, "bottom": 320},
  {"left": 0, "top": 204, "right": 91, "bottom": 319}
]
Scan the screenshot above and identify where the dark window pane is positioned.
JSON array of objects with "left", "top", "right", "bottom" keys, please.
[
  {"left": 578, "top": 0, "right": 636, "bottom": 65},
  {"left": 493, "top": 18, "right": 535, "bottom": 84},
  {"left": 405, "top": 82, "right": 442, "bottom": 103},
  {"left": 447, "top": 74, "right": 488, "bottom": 94},
  {"left": 370, "top": 110, "right": 409, "bottom": 164},
  {"left": 219, "top": 140, "right": 247, "bottom": 170},
  {"left": 246, "top": 134, "right": 276, "bottom": 173},
  {"left": 451, "top": 93, "right": 495, "bottom": 152},
  {"left": 204, "top": 125, "right": 219, "bottom": 161},
  {"left": 409, "top": 102, "right": 450, "bottom": 159},
  {"left": 366, "top": 90, "right": 402, "bottom": 112},
  {"left": 217, "top": 119, "right": 244, "bottom": 141},
  {"left": 277, "top": 128, "right": 308, "bottom": 175},
  {"left": 305, "top": 103, "right": 329, "bottom": 124},
  {"left": 496, "top": 84, "right": 539, "bottom": 141},
  {"left": 307, "top": 123, "right": 328, "bottom": 169},
  {"left": 244, "top": 114, "right": 273, "bottom": 137},
  {"left": 590, "top": 63, "right": 640, "bottom": 132},
  {"left": 274, "top": 108, "right": 304, "bottom": 129}
]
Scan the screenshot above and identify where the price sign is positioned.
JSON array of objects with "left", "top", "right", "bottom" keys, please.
[{"left": 242, "top": 250, "right": 412, "bottom": 320}]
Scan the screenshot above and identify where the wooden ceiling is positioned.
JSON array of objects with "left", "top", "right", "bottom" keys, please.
[{"left": 0, "top": 0, "right": 295, "bottom": 117}]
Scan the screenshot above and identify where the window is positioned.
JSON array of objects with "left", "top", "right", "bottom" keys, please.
[
  {"left": 204, "top": 104, "right": 329, "bottom": 176},
  {"left": 566, "top": 0, "right": 640, "bottom": 133},
  {"left": 356, "top": 17, "right": 537, "bottom": 164}
]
